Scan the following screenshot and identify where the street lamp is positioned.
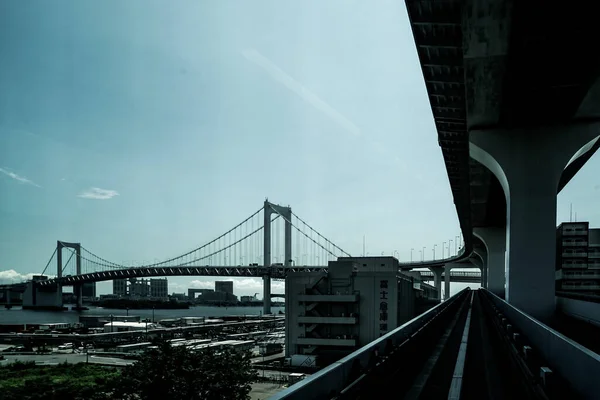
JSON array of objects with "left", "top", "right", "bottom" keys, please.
[
  {"left": 455, "top": 236, "right": 460, "bottom": 254},
  {"left": 419, "top": 250, "right": 423, "bottom": 262},
  {"left": 422, "top": 247, "right": 426, "bottom": 261},
  {"left": 394, "top": 250, "right": 399, "bottom": 259},
  {"left": 442, "top": 242, "right": 446, "bottom": 259},
  {"left": 433, "top": 244, "right": 437, "bottom": 260},
  {"left": 411, "top": 248, "right": 414, "bottom": 262},
  {"left": 449, "top": 240, "right": 453, "bottom": 257}
]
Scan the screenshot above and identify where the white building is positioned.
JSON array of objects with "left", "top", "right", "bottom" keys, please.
[
  {"left": 285, "top": 257, "right": 431, "bottom": 366},
  {"left": 104, "top": 321, "right": 159, "bottom": 333}
]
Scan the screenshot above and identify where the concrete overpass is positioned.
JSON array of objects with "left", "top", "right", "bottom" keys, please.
[{"left": 406, "top": 0, "right": 600, "bottom": 321}]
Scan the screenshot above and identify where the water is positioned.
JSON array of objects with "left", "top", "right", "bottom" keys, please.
[{"left": 0, "top": 305, "right": 285, "bottom": 325}]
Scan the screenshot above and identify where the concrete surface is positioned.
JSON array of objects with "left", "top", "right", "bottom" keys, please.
[{"left": 250, "top": 382, "right": 287, "bottom": 400}]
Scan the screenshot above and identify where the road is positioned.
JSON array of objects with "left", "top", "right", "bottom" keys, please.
[{"left": 0, "top": 353, "right": 134, "bottom": 367}]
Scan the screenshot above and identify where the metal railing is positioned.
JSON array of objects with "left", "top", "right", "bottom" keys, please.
[
  {"left": 483, "top": 289, "right": 600, "bottom": 398},
  {"left": 270, "top": 289, "right": 470, "bottom": 400}
]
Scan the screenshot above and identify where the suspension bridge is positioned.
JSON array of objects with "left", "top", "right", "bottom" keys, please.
[{"left": 13, "top": 200, "right": 351, "bottom": 314}]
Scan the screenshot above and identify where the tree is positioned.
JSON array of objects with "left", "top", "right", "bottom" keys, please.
[{"left": 115, "top": 341, "right": 257, "bottom": 400}]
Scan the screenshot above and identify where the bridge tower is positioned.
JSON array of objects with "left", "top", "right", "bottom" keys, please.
[
  {"left": 57, "top": 241, "right": 82, "bottom": 309},
  {"left": 263, "top": 200, "right": 292, "bottom": 315}
]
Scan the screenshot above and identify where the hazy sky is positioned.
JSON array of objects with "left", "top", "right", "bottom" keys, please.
[{"left": 1, "top": 1, "right": 599, "bottom": 296}]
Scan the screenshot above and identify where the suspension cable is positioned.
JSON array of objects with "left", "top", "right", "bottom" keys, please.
[
  {"left": 40, "top": 247, "right": 58, "bottom": 276},
  {"left": 291, "top": 211, "right": 351, "bottom": 256},
  {"left": 270, "top": 206, "right": 347, "bottom": 259},
  {"left": 80, "top": 206, "right": 263, "bottom": 269},
  {"left": 61, "top": 250, "right": 75, "bottom": 274}
]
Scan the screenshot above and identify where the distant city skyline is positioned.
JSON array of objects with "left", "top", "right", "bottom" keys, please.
[{"left": 1, "top": 1, "right": 599, "bottom": 297}]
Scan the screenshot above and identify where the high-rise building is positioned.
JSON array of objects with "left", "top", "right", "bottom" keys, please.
[
  {"left": 555, "top": 222, "right": 600, "bottom": 294},
  {"left": 215, "top": 281, "right": 234, "bottom": 295},
  {"left": 113, "top": 279, "right": 127, "bottom": 296},
  {"left": 82, "top": 282, "right": 96, "bottom": 298},
  {"left": 150, "top": 278, "right": 168, "bottom": 298}
]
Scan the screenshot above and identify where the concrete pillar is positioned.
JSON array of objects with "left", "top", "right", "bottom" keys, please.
[
  {"left": 263, "top": 201, "right": 272, "bottom": 315},
  {"left": 470, "top": 125, "right": 600, "bottom": 321},
  {"left": 429, "top": 267, "right": 443, "bottom": 301},
  {"left": 473, "top": 249, "right": 487, "bottom": 289},
  {"left": 475, "top": 228, "right": 506, "bottom": 297},
  {"left": 444, "top": 264, "right": 451, "bottom": 300},
  {"left": 4, "top": 289, "right": 10, "bottom": 306}
]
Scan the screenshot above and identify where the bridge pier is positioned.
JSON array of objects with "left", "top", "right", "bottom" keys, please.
[
  {"left": 3, "top": 288, "right": 10, "bottom": 309},
  {"left": 471, "top": 125, "right": 600, "bottom": 321},
  {"left": 444, "top": 264, "right": 453, "bottom": 300},
  {"left": 429, "top": 267, "right": 443, "bottom": 301},
  {"left": 475, "top": 227, "right": 506, "bottom": 297},
  {"left": 263, "top": 200, "right": 292, "bottom": 315}
]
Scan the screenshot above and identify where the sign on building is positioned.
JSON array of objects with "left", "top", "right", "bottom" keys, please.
[{"left": 379, "top": 279, "right": 388, "bottom": 336}]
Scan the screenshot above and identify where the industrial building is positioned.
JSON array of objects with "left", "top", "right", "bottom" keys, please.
[
  {"left": 103, "top": 321, "right": 159, "bottom": 333},
  {"left": 150, "top": 278, "right": 168, "bottom": 299},
  {"left": 285, "top": 257, "right": 437, "bottom": 366},
  {"left": 555, "top": 222, "right": 600, "bottom": 295},
  {"left": 129, "top": 278, "right": 150, "bottom": 297},
  {"left": 82, "top": 282, "right": 96, "bottom": 299},
  {"left": 215, "top": 281, "right": 234, "bottom": 294},
  {"left": 113, "top": 279, "right": 127, "bottom": 296},
  {"left": 188, "top": 287, "right": 237, "bottom": 303}
]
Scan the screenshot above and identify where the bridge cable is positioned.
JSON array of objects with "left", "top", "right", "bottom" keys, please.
[
  {"left": 291, "top": 211, "right": 351, "bottom": 257},
  {"left": 269, "top": 205, "right": 346, "bottom": 260},
  {"left": 39, "top": 247, "right": 58, "bottom": 276},
  {"left": 79, "top": 206, "right": 263, "bottom": 270},
  {"left": 61, "top": 250, "right": 75, "bottom": 274}
]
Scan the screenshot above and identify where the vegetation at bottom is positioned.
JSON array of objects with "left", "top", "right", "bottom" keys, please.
[{"left": 0, "top": 342, "right": 258, "bottom": 400}]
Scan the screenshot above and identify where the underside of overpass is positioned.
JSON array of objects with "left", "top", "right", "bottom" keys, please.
[{"left": 406, "top": 0, "right": 600, "bottom": 318}]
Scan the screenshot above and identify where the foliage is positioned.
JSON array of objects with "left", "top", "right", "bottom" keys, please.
[
  {"left": 0, "top": 342, "right": 257, "bottom": 400},
  {"left": 114, "top": 341, "right": 258, "bottom": 400},
  {"left": 0, "top": 361, "right": 121, "bottom": 400}
]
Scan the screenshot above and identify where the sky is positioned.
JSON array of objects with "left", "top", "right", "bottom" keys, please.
[{"left": 1, "top": 1, "right": 599, "bottom": 297}]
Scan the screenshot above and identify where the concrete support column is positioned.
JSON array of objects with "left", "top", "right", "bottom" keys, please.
[
  {"left": 4, "top": 289, "right": 10, "bottom": 305},
  {"left": 471, "top": 125, "right": 599, "bottom": 321},
  {"left": 473, "top": 249, "right": 487, "bottom": 289},
  {"left": 444, "top": 264, "right": 451, "bottom": 300},
  {"left": 429, "top": 267, "right": 443, "bottom": 301},
  {"left": 475, "top": 227, "right": 506, "bottom": 297}
]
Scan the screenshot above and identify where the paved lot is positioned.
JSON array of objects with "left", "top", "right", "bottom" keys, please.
[
  {"left": 250, "top": 382, "right": 287, "bottom": 400},
  {"left": 0, "top": 353, "right": 133, "bottom": 366}
]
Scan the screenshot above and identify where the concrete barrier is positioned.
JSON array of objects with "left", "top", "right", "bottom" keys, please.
[
  {"left": 485, "top": 290, "right": 600, "bottom": 398},
  {"left": 270, "top": 289, "right": 469, "bottom": 400}
]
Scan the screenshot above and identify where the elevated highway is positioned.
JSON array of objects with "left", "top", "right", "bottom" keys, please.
[{"left": 405, "top": 0, "right": 600, "bottom": 321}]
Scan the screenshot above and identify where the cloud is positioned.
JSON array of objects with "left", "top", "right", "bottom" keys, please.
[
  {"left": 242, "top": 48, "right": 361, "bottom": 137},
  {"left": 0, "top": 269, "right": 43, "bottom": 283},
  {"left": 0, "top": 167, "right": 41, "bottom": 187},
  {"left": 77, "top": 187, "right": 119, "bottom": 200}
]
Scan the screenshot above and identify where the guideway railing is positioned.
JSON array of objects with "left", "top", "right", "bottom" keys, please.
[{"left": 271, "top": 289, "right": 470, "bottom": 400}]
